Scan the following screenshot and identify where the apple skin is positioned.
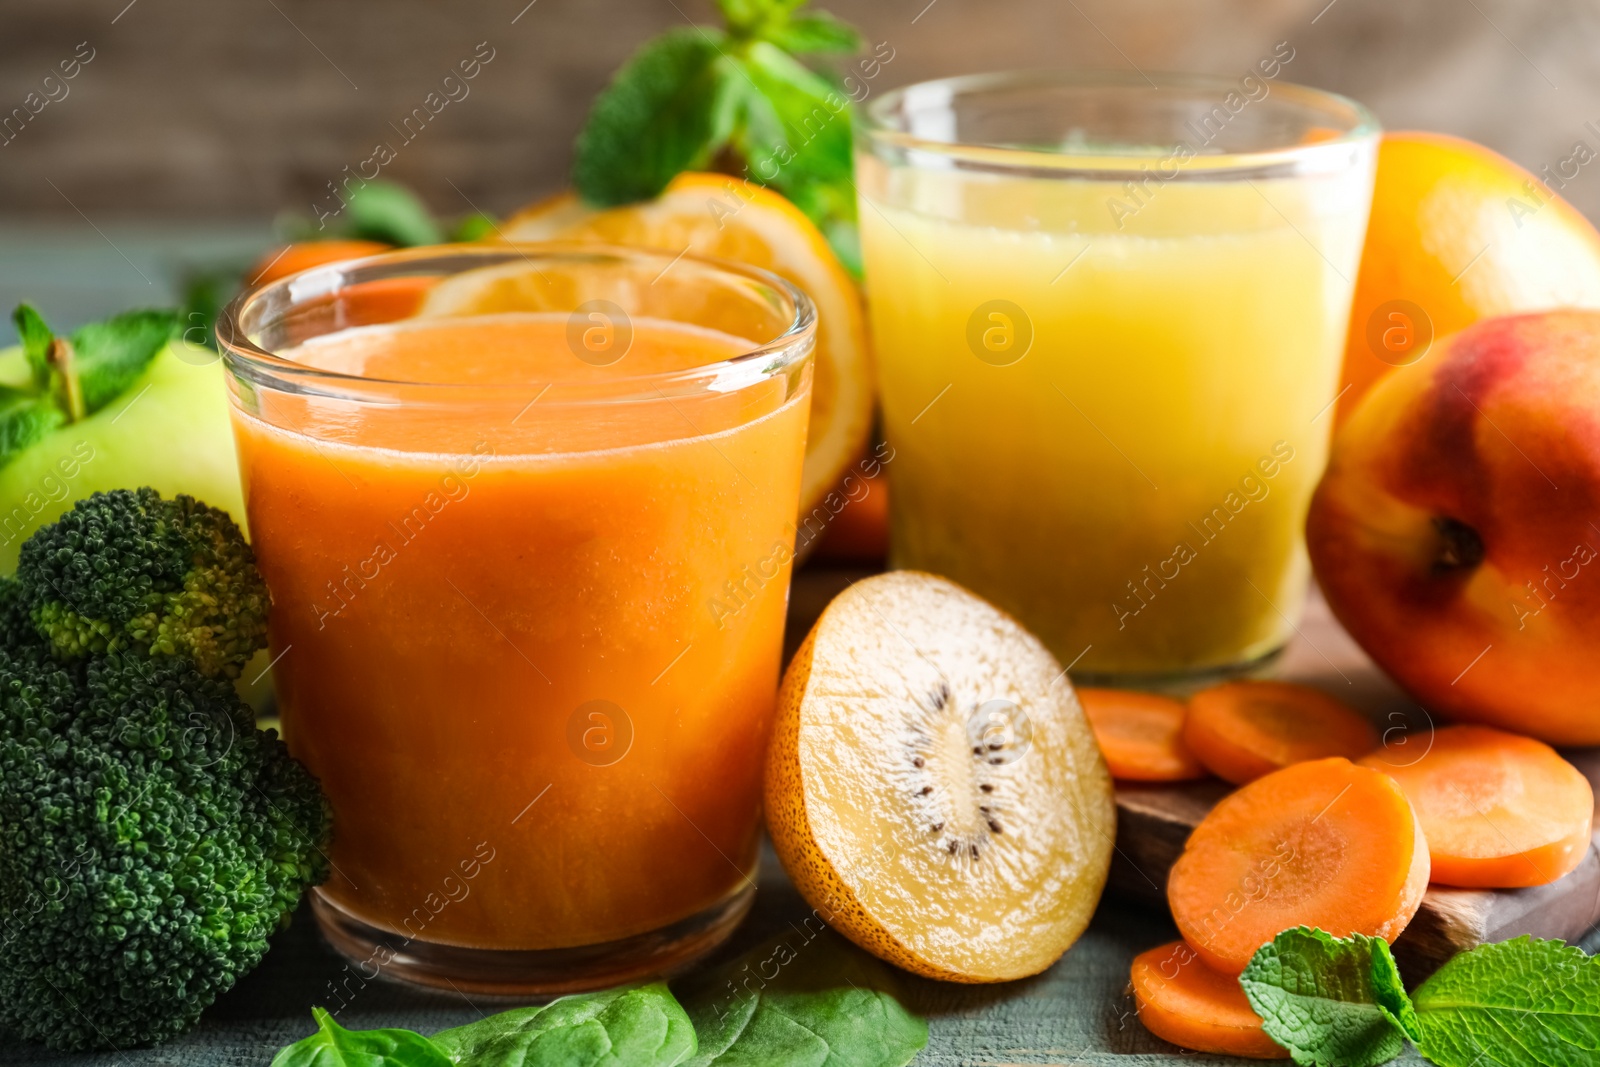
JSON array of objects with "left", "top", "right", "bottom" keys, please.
[
  {"left": 1308, "top": 310, "right": 1600, "bottom": 746},
  {"left": 0, "top": 339, "right": 246, "bottom": 572}
]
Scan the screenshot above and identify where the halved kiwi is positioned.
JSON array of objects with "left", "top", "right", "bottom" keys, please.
[{"left": 765, "top": 571, "right": 1115, "bottom": 982}]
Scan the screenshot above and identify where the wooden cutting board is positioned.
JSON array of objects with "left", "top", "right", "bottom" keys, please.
[
  {"left": 787, "top": 567, "right": 1600, "bottom": 982},
  {"left": 1105, "top": 595, "right": 1600, "bottom": 982}
]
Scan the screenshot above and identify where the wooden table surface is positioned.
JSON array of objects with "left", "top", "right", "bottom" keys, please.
[{"left": 4, "top": 243, "right": 1596, "bottom": 1065}]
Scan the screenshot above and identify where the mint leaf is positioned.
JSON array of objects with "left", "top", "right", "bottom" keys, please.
[
  {"left": 12, "top": 303, "right": 54, "bottom": 390},
  {"left": 269, "top": 1006, "right": 453, "bottom": 1067},
  {"left": 346, "top": 180, "right": 444, "bottom": 247},
  {"left": 735, "top": 42, "right": 851, "bottom": 187},
  {"left": 1412, "top": 937, "right": 1600, "bottom": 1067},
  {"left": 451, "top": 211, "right": 499, "bottom": 242},
  {"left": 574, "top": 29, "right": 741, "bottom": 206},
  {"left": 766, "top": 12, "right": 861, "bottom": 54},
  {"left": 1241, "top": 927, "right": 1418, "bottom": 1067},
  {"left": 430, "top": 981, "right": 696, "bottom": 1067},
  {"left": 68, "top": 308, "right": 180, "bottom": 415},
  {"left": 0, "top": 385, "right": 64, "bottom": 468},
  {"left": 674, "top": 929, "right": 927, "bottom": 1067}
]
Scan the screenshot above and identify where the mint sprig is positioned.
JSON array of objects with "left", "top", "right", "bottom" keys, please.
[
  {"left": 572, "top": 0, "right": 863, "bottom": 269},
  {"left": 1241, "top": 931, "right": 1600, "bottom": 1067},
  {"left": 2, "top": 303, "right": 180, "bottom": 468},
  {"left": 1411, "top": 937, "right": 1600, "bottom": 1067},
  {"left": 1241, "top": 927, "right": 1418, "bottom": 1067}
]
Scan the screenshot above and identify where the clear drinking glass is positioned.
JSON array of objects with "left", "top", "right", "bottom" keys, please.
[
  {"left": 856, "top": 70, "right": 1379, "bottom": 685},
  {"left": 220, "top": 244, "right": 814, "bottom": 994}
]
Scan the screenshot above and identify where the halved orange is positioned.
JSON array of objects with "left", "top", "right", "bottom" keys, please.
[{"left": 499, "top": 173, "right": 874, "bottom": 517}]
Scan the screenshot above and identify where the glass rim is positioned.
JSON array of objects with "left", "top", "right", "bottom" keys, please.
[
  {"left": 217, "top": 242, "right": 817, "bottom": 404},
  {"left": 860, "top": 68, "right": 1380, "bottom": 179}
]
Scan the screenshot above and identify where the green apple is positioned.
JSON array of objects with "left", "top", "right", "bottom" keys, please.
[{"left": 0, "top": 339, "right": 245, "bottom": 573}]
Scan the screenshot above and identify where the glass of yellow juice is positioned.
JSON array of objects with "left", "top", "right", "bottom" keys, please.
[
  {"left": 219, "top": 245, "right": 814, "bottom": 994},
  {"left": 857, "top": 70, "right": 1378, "bottom": 684}
]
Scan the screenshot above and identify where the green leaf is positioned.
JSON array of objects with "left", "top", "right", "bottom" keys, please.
[
  {"left": 12, "top": 303, "right": 54, "bottom": 390},
  {"left": 715, "top": 0, "right": 775, "bottom": 37},
  {"left": 269, "top": 1006, "right": 454, "bottom": 1067},
  {"left": 431, "top": 981, "right": 697, "bottom": 1067},
  {"left": 1412, "top": 936, "right": 1600, "bottom": 1067},
  {"left": 765, "top": 12, "right": 862, "bottom": 54},
  {"left": 574, "top": 29, "right": 741, "bottom": 207},
  {"left": 1240, "top": 927, "right": 1418, "bottom": 1067},
  {"left": 734, "top": 42, "right": 852, "bottom": 188},
  {"left": 0, "top": 385, "right": 64, "bottom": 469},
  {"left": 68, "top": 308, "right": 181, "bottom": 415},
  {"left": 451, "top": 211, "right": 499, "bottom": 242},
  {"left": 674, "top": 929, "right": 928, "bottom": 1067},
  {"left": 346, "top": 180, "right": 444, "bottom": 247}
]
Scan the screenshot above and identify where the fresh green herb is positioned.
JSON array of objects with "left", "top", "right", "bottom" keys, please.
[
  {"left": 1241, "top": 931, "right": 1600, "bottom": 1067},
  {"left": 0, "top": 384, "right": 63, "bottom": 467},
  {"left": 452, "top": 211, "right": 501, "bottom": 243},
  {"left": 343, "top": 180, "right": 445, "bottom": 247},
  {"left": 13, "top": 303, "right": 53, "bottom": 389},
  {"left": 270, "top": 1007, "right": 454, "bottom": 1067},
  {"left": 1410, "top": 936, "right": 1600, "bottom": 1067},
  {"left": 573, "top": 29, "right": 741, "bottom": 208},
  {"left": 572, "top": 0, "right": 863, "bottom": 268},
  {"left": 2, "top": 303, "right": 180, "bottom": 470},
  {"left": 674, "top": 929, "right": 927, "bottom": 1067},
  {"left": 1241, "top": 927, "right": 1418, "bottom": 1067},
  {"left": 68, "top": 307, "right": 184, "bottom": 412},
  {"left": 432, "top": 982, "right": 696, "bottom": 1067}
]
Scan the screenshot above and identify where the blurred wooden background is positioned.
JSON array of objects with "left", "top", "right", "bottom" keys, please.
[
  {"left": 2, "top": 0, "right": 1599, "bottom": 325},
  {"left": 5, "top": 0, "right": 1599, "bottom": 218}
]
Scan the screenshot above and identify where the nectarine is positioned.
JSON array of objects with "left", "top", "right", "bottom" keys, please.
[{"left": 1309, "top": 310, "right": 1600, "bottom": 745}]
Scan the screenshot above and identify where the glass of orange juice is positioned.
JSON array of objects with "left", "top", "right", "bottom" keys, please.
[
  {"left": 857, "top": 70, "right": 1378, "bottom": 685},
  {"left": 219, "top": 245, "right": 814, "bottom": 994}
]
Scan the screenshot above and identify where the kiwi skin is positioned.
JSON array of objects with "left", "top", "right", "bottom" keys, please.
[{"left": 764, "top": 626, "right": 983, "bottom": 982}]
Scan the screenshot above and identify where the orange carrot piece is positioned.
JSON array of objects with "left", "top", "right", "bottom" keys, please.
[
  {"left": 1359, "top": 725, "right": 1594, "bottom": 888},
  {"left": 1080, "top": 688, "right": 1208, "bottom": 782},
  {"left": 1184, "top": 680, "right": 1380, "bottom": 785},
  {"left": 1131, "top": 940, "right": 1288, "bottom": 1059},
  {"left": 1167, "top": 757, "right": 1429, "bottom": 975}
]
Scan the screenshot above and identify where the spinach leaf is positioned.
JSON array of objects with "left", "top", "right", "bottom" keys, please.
[
  {"left": 675, "top": 929, "right": 927, "bottom": 1067},
  {"left": 269, "top": 1006, "right": 454, "bottom": 1067},
  {"left": 430, "top": 981, "right": 696, "bottom": 1067}
]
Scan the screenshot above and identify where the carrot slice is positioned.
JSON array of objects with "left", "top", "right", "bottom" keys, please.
[
  {"left": 1167, "top": 757, "right": 1430, "bottom": 975},
  {"left": 1080, "top": 689, "right": 1208, "bottom": 781},
  {"left": 1359, "top": 725, "right": 1595, "bottom": 888},
  {"left": 1131, "top": 940, "right": 1288, "bottom": 1058},
  {"left": 1184, "top": 681, "right": 1380, "bottom": 785}
]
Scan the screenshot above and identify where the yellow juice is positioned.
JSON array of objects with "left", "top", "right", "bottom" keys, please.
[{"left": 859, "top": 162, "right": 1372, "bottom": 677}]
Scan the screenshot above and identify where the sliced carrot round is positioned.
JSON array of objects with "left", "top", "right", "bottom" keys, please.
[
  {"left": 1168, "top": 757, "right": 1429, "bottom": 975},
  {"left": 1131, "top": 940, "right": 1288, "bottom": 1059},
  {"left": 1184, "top": 681, "right": 1380, "bottom": 785},
  {"left": 1080, "top": 688, "right": 1208, "bottom": 782},
  {"left": 1359, "top": 725, "right": 1594, "bottom": 888}
]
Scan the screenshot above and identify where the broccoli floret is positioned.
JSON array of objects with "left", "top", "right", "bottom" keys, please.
[
  {"left": 0, "top": 647, "right": 330, "bottom": 1050},
  {"left": 16, "top": 488, "right": 269, "bottom": 678}
]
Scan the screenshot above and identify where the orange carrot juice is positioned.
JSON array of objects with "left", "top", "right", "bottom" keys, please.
[{"left": 223, "top": 249, "right": 813, "bottom": 991}]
